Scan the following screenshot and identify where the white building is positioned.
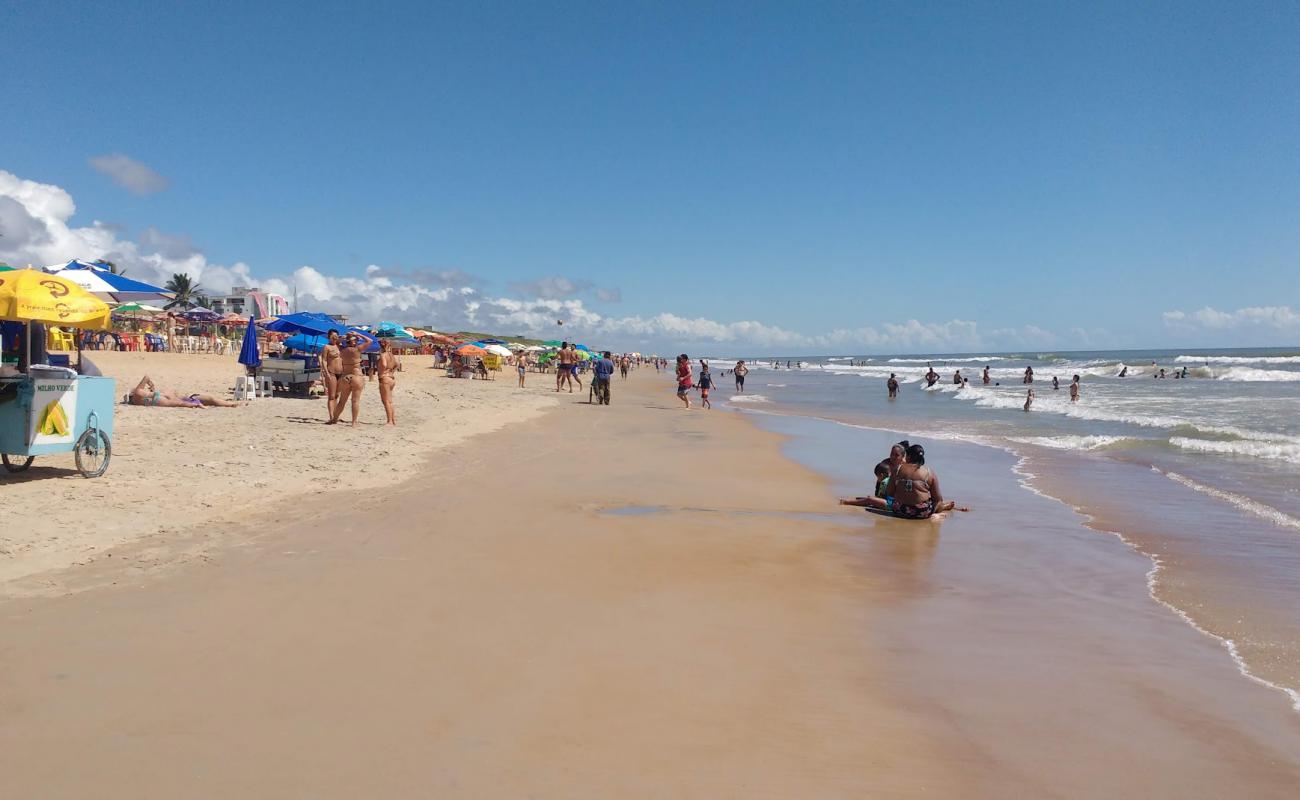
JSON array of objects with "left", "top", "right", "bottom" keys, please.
[{"left": 208, "top": 286, "right": 290, "bottom": 318}]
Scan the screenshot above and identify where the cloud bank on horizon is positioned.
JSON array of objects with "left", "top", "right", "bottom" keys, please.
[{"left": 1, "top": 168, "right": 1293, "bottom": 354}]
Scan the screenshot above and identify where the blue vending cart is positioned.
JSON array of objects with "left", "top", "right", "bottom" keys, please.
[{"left": 0, "top": 365, "right": 115, "bottom": 478}]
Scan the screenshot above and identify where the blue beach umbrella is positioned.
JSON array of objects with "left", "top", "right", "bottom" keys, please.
[
  {"left": 238, "top": 314, "right": 261, "bottom": 369},
  {"left": 263, "top": 311, "right": 340, "bottom": 335}
]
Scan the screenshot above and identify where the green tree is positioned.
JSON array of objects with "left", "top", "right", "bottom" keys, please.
[{"left": 164, "top": 273, "right": 204, "bottom": 309}]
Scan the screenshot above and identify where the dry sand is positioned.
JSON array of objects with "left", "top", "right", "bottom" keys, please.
[{"left": 0, "top": 350, "right": 556, "bottom": 593}]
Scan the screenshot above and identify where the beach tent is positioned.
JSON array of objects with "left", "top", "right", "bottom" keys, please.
[{"left": 42, "top": 260, "right": 174, "bottom": 304}]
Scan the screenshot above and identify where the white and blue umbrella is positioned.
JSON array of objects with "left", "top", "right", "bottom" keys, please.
[{"left": 42, "top": 260, "right": 174, "bottom": 304}]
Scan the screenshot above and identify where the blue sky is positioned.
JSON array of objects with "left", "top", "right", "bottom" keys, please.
[{"left": 2, "top": 1, "right": 1298, "bottom": 352}]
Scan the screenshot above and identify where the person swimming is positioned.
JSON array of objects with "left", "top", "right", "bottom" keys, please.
[{"left": 1024, "top": 388, "right": 1035, "bottom": 411}]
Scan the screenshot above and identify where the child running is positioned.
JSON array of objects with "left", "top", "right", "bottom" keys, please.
[{"left": 698, "top": 360, "right": 713, "bottom": 409}]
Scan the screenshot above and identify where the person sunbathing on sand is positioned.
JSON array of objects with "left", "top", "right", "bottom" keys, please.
[{"left": 128, "top": 375, "right": 237, "bottom": 408}]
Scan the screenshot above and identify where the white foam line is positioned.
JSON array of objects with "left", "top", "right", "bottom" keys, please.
[
  {"left": 730, "top": 403, "right": 1300, "bottom": 713},
  {"left": 1017, "top": 458, "right": 1300, "bottom": 712},
  {"left": 1156, "top": 469, "right": 1300, "bottom": 532}
]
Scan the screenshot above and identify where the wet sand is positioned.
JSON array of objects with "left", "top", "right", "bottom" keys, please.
[{"left": 2, "top": 370, "right": 1299, "bottom": 797}]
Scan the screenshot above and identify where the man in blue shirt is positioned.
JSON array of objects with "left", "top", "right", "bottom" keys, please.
[{"left": 592, "top": 350, "right": 615, "bottom": 404}]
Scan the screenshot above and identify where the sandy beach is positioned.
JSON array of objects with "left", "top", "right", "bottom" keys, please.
[
  {"left": 0, "top": 350, "right": 556, "bottom": 593},
  {"left": 3, "top": 363, "right": 1300, "bottom": 797}
]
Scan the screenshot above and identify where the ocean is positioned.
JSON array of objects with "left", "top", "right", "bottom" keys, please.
[{"left": 703, "top": 347, "right": 1300, "bottom": 710}]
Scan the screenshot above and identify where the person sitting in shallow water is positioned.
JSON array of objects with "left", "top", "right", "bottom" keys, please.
[
  {"left": 840, "top": 442, "right": 967, "bottom": 518},
  {"left": 890, "top": 444, "right": 965, "bottom": 519},
  {"left": 841, "top": 461, "right": 895, "bottom": 513},
  {"left": 128, "top": 375, "right": 238, "bottom": 408}
]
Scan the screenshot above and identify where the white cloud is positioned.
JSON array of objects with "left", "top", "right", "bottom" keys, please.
[
  {"left": 0, "top": 167, "right": 1068, "bottom": 353},
  {"left": 88, "top": 154, "right": 170, "bottom": 195},
  {"left": 1163, "top": 306, "right": 1300, "bottom": 332}
]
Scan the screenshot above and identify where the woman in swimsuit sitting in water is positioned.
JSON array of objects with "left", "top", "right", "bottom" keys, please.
[
  {"left": 376, "top": 337, "right": 398, "bottom": 426},
  {"left": 127, "top": 375, "right": 238, "bottom": 408},
  {"left": 841, "top": 442, "right": 966, "bottom": 518}
]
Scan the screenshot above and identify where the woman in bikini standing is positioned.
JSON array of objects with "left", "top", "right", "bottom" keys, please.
[
  {"left": 376, "top": 337, "right": 399, "bottom": 426},
  {"left": 328, "top": 331, "right": 371, "bottom": 426},
  {"left": 321, "top": 329, "right": 342, "bottom": 416}
]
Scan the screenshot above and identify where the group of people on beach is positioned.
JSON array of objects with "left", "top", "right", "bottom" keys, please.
[
  {"left": 321, "top": 329, "right": 399, "bottom": 426},
  {"left": 839, "top": 440, "right": 968, "bottom": 520},
  {"left": 672, "top": 356, "right": 752, "bottom": 408}
]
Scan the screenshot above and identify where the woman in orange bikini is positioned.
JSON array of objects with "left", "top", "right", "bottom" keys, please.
[{"left": 376, "top": 337, "right": 399, "bottom": 426}]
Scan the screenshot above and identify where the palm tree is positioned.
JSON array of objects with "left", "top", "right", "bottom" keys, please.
[{"left": 164, "top": 273, "right": 204, "bottom": 309}]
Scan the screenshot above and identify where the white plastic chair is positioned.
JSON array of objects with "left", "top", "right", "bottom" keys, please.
[{"left": 233, "top": 375, "right": 257, "bottom": 400}]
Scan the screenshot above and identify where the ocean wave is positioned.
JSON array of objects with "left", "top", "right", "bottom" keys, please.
[
  {"left": 1176, "top": 354, "right": 1300, "bottom": 365},
  {"left": 1156, "top": 469, "right": 1300, "bottom": 532},
  {"left": 1181, "top": 424, "right": 1300, "bottom": 444},
  {"left": 886, "top": 356, "right": 1004, "bottom": 364},
  {"left": 1009, "top": 435, "right": 1134, "bottom": 451},
  {"left": 1210, "top": 367, "right": 1300, "bottom": 382},
  {"left": 727, "top": 394, "right": 770, "bottom": 404},
  {"left": 1170, "top": 437, "right": 1300, "bottom": 464},
  {"left": 764, "top": 383, "right": 787, "bottom": 388}
]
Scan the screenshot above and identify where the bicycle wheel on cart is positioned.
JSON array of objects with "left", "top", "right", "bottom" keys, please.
[
  {"left": 74, "top": 428, "right": 111, "bottom": 478},
  {"left": 2, "top": 454, "right": 34, "bottom": 473}
]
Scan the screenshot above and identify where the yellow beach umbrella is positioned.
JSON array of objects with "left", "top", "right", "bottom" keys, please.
[{"left": 0, "top": 268, "right": 112, "bottom": 329}]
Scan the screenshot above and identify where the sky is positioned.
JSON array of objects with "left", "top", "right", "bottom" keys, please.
[{"left": 2, "top": 1, "right": 1298, "bottom": 354}]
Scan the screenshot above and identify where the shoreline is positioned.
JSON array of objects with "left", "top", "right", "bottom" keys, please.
[
  {"left": 727, "top": 397, "right": 1300, "bottom": 713},
  {"left": 745, "top": 407, "right": 1300, "bottom": 795}
]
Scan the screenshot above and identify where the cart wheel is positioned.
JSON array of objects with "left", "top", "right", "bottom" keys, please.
[
  {"left": 2, "top": 454, "right": 34, "bottom": 473},
  {"left": 74, "top": 429, "right": 111, "bottom": 478}
]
